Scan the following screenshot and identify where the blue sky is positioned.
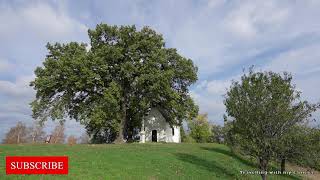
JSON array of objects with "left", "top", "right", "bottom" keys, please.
[{"left": 0, "top": 0, "right": 320, "bottom": 140}]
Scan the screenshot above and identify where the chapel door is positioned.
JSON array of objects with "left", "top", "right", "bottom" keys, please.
[{"left": 152, "top": 130, "right": 157, "bottom": 142}]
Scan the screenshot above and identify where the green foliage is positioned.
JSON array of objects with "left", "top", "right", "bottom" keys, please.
[
  {"left": 306, "top": 128, "right": 320, "bottom": 170},
  {"left": 221, "top": 120, "right": 234, "bottom": 146},
  {"left": 223, "top": 118, "right": 242, "bottom": 151},
  {"left": 189, "top": 113, "right": 211, "bottom": 143},
  {"left": 274, "top": 125, "right": 314, "bottom": 172},
  {"left": 30, "top": 24, "right": 198, "bottom": 142},
  {"left": 275, "top": 125, "right": 309, "bottom": 162},
  {"left": 183, "top": 135, "right": 197, "bottom": 143},
  {"left": 209, "top": 124, "right": 224, "bottom": 143},
  {"left": 286, "top": 127, "right": 320, "bottom": 170},
  {"left": 180, "top": 125, "right": 187, "bottom": 142},
  {"left": 224, "top": 68, "right": 319, "bottom": 179}
]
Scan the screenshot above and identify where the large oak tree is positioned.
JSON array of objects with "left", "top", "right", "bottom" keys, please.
[{"left": 30, "top": 24, "right": 198, "bottom": 142}]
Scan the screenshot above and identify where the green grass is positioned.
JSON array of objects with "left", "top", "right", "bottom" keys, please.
[{"left": 0, "top": 143, "right": 300, "bottom": 179}]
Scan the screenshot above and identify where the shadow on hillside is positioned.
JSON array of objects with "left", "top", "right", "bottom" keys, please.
[
  {"left": 174, "top": 153, "right": 235, "bottom": 178},
  {"left": 201, "top": 147, "right": 256, "bottom": 168},
  {"left": 201, "top": 147, "right": 301, "bottom": 180}
]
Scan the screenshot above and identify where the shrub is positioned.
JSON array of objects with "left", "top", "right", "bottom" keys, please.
[
  {"left": 67, "top": 135, "right": 77, "bottom": 145},
  {"left": 184, "top": 135, "right": 196, "bottom": 143}
]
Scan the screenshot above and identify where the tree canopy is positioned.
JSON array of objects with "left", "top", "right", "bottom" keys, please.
[
  {"left": 189, "top": 113, "right": 211, "bottom": 143},
  {"left": 30, "top": 24, "right": 198, "bottom": 142},
  {"left": 224, "top": 68, "right": 319, "bottom": 180},
  {"left": 274, "top": 125, "right": 314, "bottom": 173}
]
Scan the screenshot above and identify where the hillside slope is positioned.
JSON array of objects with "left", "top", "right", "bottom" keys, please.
[{"left": 0, "top": 143, "right": 301, "bottom": 179}]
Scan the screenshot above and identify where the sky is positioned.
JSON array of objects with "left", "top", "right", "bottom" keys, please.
[{"left": 0, "top": 0, "right": 320, "bottom": 141}]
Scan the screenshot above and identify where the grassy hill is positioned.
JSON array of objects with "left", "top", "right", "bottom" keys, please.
[{"left": 0, "top": 143, "right": 302, "bottom": 179}]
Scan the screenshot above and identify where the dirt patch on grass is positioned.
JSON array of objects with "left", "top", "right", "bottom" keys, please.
[{"left": 287, "top": 163, "right": 320, "bottom": 180}]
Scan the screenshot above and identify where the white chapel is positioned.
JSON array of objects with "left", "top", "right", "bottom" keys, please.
[{"left": 139, "top": 108, "right": 180, "bottom": 143}]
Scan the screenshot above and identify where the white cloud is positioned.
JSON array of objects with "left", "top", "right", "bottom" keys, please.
[
  {"left": 195, "top": 80, "right": 208, "bottom": 90},
  {"left": 0, "top": 75, "right": 34, "bottom": 98},
  {"left": 265, "top": 44, "right": 320, "bottom": 76},
  {"left": 123, "top": 0, "right": 320, "bottom": 125},
  {"left": 0, "top": 1, "right": 90, "bottom": 141},
  {"left": 158, "top": 1, "right": 295, "bottom": 76},
  {"left": 0, "top": 102, "right": 30, "bottom": 116},
  {"left": 224, "top": 1, "right": 289, "bottom": 39},
  {"left": 0, "top": 74, "right": 86, "bottom": 140},
  {"left": 207, "top": 0, "right": 227, "bottom": 9},
  {"left": 206, "top": 80, "right": 230, "bottom": 95},
  {"left": 0, "top": 2, "right": 88, "bottom": 40},
  {"left": 0, "top": 59, "right": 13, "bottom": 73},
  {"left": 191, "top": 90, "right": 226, "bottom": 124},
  {"left": 263, "top": 44, "right": 320, "bottom": 103},
  {"left": 0, "top": 75, "right": 35, "bottom": 140},
  {"left": 191, "top": 75, "right": 242, "bottom": 124},
  {"left": 1, "top": 0, "right": 320, "bottom": 137}
]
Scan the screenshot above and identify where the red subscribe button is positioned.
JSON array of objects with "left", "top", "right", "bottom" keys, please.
[{"left": 6, "top": 156, "right": 68, "bottom": 175}]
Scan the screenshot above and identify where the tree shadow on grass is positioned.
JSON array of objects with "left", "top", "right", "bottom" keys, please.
[
  {"left": 174, "top": 153, "right": 236, "bottom": 178},
  {"left": 201, "top": 147, "right": 301, "bottom": 180},
  {"left": 201, "top": 147, "right": 256, "bottom": 168}
]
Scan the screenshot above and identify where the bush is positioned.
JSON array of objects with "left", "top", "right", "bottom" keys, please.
[
  {"left": 189, "top": 114, "right": 211, "bottom": 143},
  {"left": 210, "top": 124, "right": 224, "bottom": 143},
  {"left": 183, "top": 135, "right": 196, "bottom": 143},
  {"left": 67, "top": 135, "right": 77, "bottom": 145}
]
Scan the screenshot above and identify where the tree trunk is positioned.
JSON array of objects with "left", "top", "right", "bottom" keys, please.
[
  {"left": 281, "top": 158, "right": 286, "bottom": 174},
  {"left": 32, "top": 133, "right": 36, "bottom": 143},
  {"left": 114, "top": 95, "right": 127, "bottom": 143},
  {"left": 259, "top": 158, "right": 268, "bottom": 180},
  {"left": 126, "top": 125, "right": 133, "bottom": 142},
  {"left": 115, "top": 119, "right": 125, "bottom": 143},
  {"left": 17, "top": 133, "right": 20, "bottom": 144}
]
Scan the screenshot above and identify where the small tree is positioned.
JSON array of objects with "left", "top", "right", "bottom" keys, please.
[
  {"left": 2, "top": 122, "right": 28, "bottom": 144},
  {"left": 275, "top": 125, "right": 311, "bottom": 173},
  {"left": 210, "top": 124, "right": 224, "bottom": 143},
  {"left": 51, "top": 123, "right": 65, "bottom": 144},
  {"left": 184, "top": 135, "right": 196, "bottom": 143},
  {"left": 307, "top": 128, "right": 320, "bottom": 170},
  {"left": 67, "top": 135, "right": 77, "bottom": 145},
  {"left": 292, "top": 127, "right": 320, "bottom": 170},
  {"left": 224, "top": 69, "right": 318, "bottom": 180},
  {"left": 28, "top": 122, "right": 46, "bottom": 143},
  {"left": 189, "top": 113, "right": 211, "bottom": 143}
]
